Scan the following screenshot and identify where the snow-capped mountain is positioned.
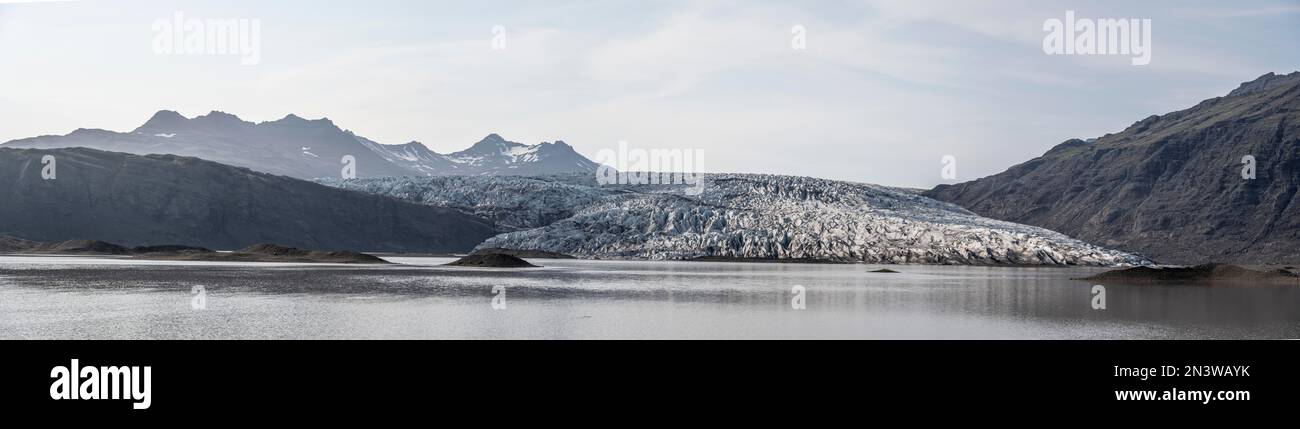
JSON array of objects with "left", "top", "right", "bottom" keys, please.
[
  {"left": 363, "top": 133, "right": 602, "bottom": 177},
  {"left": 322, "top": 173, "right": 1150, "bottom": 266},
  {"left": 354, "top": 135, "right": 464, "bottom": 176},
  {"left": 3, "top": 110, "right": 600, "bottom": 180}
]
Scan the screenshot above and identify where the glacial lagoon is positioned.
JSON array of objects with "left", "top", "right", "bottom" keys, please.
[{"left": 1, "top": 255, "right": 1297, "bottom": 339}]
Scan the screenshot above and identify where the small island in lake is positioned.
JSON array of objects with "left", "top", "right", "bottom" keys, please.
[{"left": 446, "top": 253, "right": 539, "bottom": 268}]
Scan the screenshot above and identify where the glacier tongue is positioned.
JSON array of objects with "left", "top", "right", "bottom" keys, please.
[{"left": 321, "top": 173, "right": 1149, "bottom": 266}]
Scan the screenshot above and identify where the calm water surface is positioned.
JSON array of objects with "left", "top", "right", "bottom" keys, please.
[{"left": 1, "top": 255, "right": 1297, "bottom": 339}]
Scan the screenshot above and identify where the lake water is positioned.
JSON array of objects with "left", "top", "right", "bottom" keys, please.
[{"left": 1, "top": 255, "right": 1297, "bottom": 339}]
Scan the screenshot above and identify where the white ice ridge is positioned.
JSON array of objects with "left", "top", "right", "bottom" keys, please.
[{"left": 322, "top": 173, "right": 1150, "bottom": 266}]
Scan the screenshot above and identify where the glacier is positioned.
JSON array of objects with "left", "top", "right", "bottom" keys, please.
[{"left": 320, "top": 173, "right": 1150, "bottom": 266}]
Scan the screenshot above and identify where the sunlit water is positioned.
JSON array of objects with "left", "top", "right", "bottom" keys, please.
[{"left": 1, "top": 255, "right": 1297, "bottom": 339}]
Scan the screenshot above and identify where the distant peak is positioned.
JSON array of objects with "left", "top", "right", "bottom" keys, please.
[
  {"left": 196, "top": 110, "right": 244, "bottom": 122},
  {"left": 468, "top": 133, "right": 515, "bottom": 149},
  {"left": 268, "top": 113, "right": 337, "bottom": 127},
  {"left": 134, "top": 109, "right": 190, "bottom": 132},
  {"left": 150, "top": 110, "right": 186, "bottom": 121}
]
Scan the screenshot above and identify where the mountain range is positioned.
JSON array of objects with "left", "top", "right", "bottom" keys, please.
[
  {"left": 4, "top": 72, "right": 1294, "bottom": 265},
  {"left": 2, "top": 111, "right": 600, "bottom": 180},
  {"left": 0, "top": 147, "right": 497, "bottom": 252},
  {"left": 926, "top": 72, "right": 1300, "bottom": 264}
]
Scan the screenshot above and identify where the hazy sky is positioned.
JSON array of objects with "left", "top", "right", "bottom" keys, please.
[{"left": 2, "top": 0, "right": 1298, "bottom": 187}]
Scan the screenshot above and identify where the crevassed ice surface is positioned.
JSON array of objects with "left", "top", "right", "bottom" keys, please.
[{"left": 323, "top": 173, "right": 1149, "bottom": 266}]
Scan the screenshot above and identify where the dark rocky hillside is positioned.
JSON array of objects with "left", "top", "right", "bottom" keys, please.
[
  {"left": 926, "top": 72, "right": 1300, "bottom": 264},
  {"left": 0, "top": 147, "right": 498, "bottom": 252}
]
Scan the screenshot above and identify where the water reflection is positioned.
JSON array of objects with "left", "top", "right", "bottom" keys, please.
[{"left": 0, "top": 256, "right": 1297, "bottom": 339}]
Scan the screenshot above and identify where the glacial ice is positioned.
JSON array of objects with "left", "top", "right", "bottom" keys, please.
[{"left": 321, "top": 173, "right": 1149, "bottom": 266}]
